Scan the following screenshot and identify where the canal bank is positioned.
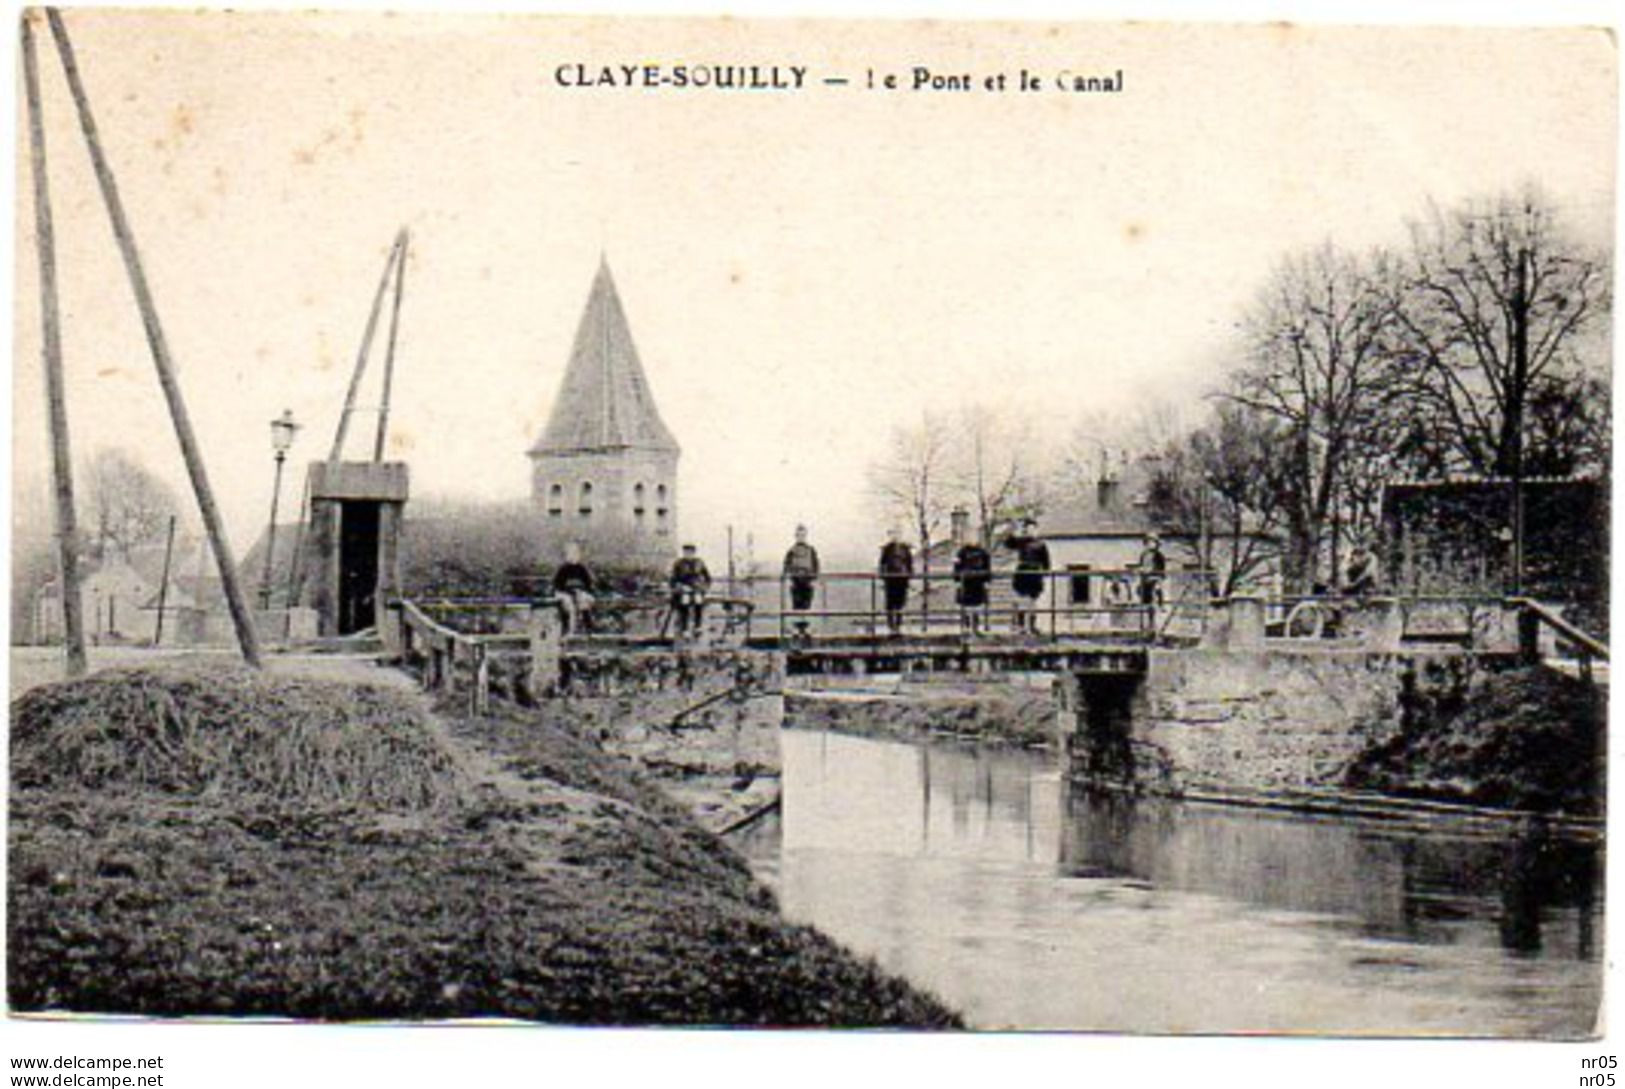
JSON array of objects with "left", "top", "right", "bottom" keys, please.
[
  {"left": 7, "top": 662, "right": 958, "bottom": 1026},
  {"left": 785, "top": 675, "right": 1058, "bottom": 749}
]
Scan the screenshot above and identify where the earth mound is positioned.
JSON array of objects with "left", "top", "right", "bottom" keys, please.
[{"left": 11, "top": 664, "right": 459, "bottom": 812}]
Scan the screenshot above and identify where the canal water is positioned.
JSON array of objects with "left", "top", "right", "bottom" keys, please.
[{"left": 735, "top": 728, "right": 1602, "bottom": 1036}]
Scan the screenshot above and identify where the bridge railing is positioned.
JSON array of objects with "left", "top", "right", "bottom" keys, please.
[
  {"left": 1510, "top": 596, "right": 1609, "bottom": 681},
  {"left": 1264, "top": 593, "right": 1509, "bottom": 645},
  {"left": 756, "top": 567, "right": 1215, "bottom": 646},
  {"left": 394, "top": 599, "right": 529, "bottom": 714}
]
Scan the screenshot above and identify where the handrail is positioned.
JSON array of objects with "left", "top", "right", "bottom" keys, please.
[
  {"left": 396, "top": 598, "right": 521, "bottom": 714},
  {"left": 1510, "top": 597, "right": 1609, "bottom": 661}
]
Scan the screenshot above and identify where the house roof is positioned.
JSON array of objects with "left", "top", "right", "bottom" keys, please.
[
  {"left": 1040, "top": 459, "right": 1175, "bottom": 540},
  {"left": 529, "top": 259, "right": 679, "bottom": 457},
  {"left": 1040, "top": 459, "right": 1279, "bottom": 543}
]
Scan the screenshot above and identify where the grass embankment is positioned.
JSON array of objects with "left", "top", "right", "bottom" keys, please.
[
  {"left": 8, "top": 664, "right": 958, "bottom": 1026},
  {"left": 786, "top": 682, "right": 1055, "bottom": 748},
  {"left": 1344, "top": 665, "right": 1605, "bottom": 817}
]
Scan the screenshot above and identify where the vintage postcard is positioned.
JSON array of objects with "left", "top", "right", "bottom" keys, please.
[{"left": 6, "top": 4, "right": 1615, "bottom": 1080}]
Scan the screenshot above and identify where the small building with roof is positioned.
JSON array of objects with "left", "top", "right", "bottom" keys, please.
[
  {"left": 528, "top": 260, "right": 680, "bottom": 571},
  {"left": 1378, "top": 475, "right": 1606, "bottom": 620},
  {"left": 1040, "top": 452, "right": 1280, "bottom": 608}
]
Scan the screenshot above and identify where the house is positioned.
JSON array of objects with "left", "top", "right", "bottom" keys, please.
[
  {"left": 1039, "top": 452, "right": 1280, "bottom": 611},
  {"left": 528, "top": 258, "right": 680, "bottom": 572},
  {"left": 32, "top": 554, "right": 175, "bottom": 646}
]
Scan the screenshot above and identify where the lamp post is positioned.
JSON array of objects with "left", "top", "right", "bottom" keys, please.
[{"left": 259, "top": 409, "right": 300, "bottom": 610}]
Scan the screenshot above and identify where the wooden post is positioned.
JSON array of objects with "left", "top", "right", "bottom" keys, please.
[
  {"left": 1518, "top": 606, "right": 1541, "bottom": 666},
  {"left": 372, "top": 229, "right": 408, "bottom": 462},
  {"left": 332, "top": 233, "right": 404, "bottom": 461},
  {"left": 153, "top": 515, "right": 176, "bottom": 646},
  {"left": 23, "top": 14, "right": 87, "bottom": 678},
  {"left": 472, "top": 643, "right": 490, "bottom": 716},
  {"left": 47, "top": 9, "right": 261, "bottom": 668},
  {"left": 528, "top": 605, "right": 562, "bottom": 697}
]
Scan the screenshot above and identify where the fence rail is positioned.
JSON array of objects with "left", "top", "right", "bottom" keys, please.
[
  {"left": 1509, "top": 596, "right": 1608, "bottom": 682},
  {"left": 395, "top": 599, "right": 527, "bottom": 714},
  {"left": 765, "top": 567, "right": 1211, "bottom": 644},
  {"left": 388, "top": 582, "right": 1606, "bottom": 705}
]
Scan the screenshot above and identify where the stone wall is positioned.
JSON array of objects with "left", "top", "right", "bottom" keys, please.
[{"left": 1062, "top": 647, "right": 1496, "bottom": 796}]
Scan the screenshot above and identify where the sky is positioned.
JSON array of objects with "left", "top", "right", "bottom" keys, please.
[{"left": 9, "top": 11, "right": 1616, "bottom": 569}]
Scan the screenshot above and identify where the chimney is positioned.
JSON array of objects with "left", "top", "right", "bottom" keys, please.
[
  {"left": 950, "top": 506, "right": 970, "bottom": 545},
  {"left": 1099, "top": 480, "right": 1121, "bottom": 511},
  {"left": 1096, "top": 449, "right": 1119, "bottom": 511}
]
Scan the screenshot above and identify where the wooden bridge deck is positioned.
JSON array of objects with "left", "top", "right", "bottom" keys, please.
[{"left": 742, "top": 633, "right": 1155, "bottom": 676}]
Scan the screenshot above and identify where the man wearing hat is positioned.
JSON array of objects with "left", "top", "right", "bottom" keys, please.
[
  {"left": 782, "top": 524, "right": 821, "bottom": 644},
  {"left": 1136, "top": 532, "right": 1167, "bottom": 628},
  {"left": 669, "top": 543, "right": 712, "bottom": 640},
  {"left": 1003, "top": 516, "right": 1051, "bottom": 636}
]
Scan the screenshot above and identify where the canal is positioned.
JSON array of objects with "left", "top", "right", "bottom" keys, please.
[{"left": 735, "top": 728, "right": 1602, "bottom": 1036}]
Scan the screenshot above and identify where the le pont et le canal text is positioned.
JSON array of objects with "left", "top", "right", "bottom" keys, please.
[{"left": 553, "top": 63, "right": 1126, "bottom": 94}]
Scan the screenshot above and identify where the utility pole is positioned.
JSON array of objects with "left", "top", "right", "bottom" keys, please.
[
  {"left": 727, "top": 524, "right": 736, "bottom": 598},
  {"left": 153, "top": 515, "right": 176, "bottom": 646},
  {"left": 1508, "top": 242, "right": 1530, "bottom": 596},
  {"left": 47, "top": 8, "right": 262, "bottom": 667},
  {"left": 23, "top": 13, "right": 87, "bottom": 678}
]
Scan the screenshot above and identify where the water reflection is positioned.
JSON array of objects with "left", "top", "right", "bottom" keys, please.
[{"left": 742, "top": 729, "right": 1603, "bottom": 1036}]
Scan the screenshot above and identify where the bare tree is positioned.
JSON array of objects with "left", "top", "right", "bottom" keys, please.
[
  {"left": 1224, "top": 243, "right": 1403, "bottom": 591},
  {"left": 867, "top": 410, "right": 954, "bottom": 570},
  {"left": 949, "top": 404, "right": 1046, "bottom": 547},
  {"left": 82, "top": 447, "right": 180, "bottom": 563},
  {"left": 1143, "top": 404, "right": 1293, "bottom": 595},
  {"left": 1395, "top": 189, "right": 1611, "bottom": 479}
]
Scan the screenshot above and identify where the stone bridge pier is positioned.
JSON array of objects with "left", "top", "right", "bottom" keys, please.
[{"left": 1059, "top": 595, "right": 1513, "bottom": 800}]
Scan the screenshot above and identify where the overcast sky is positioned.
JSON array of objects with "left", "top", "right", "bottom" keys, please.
[{"left": 9, "top": 11, "right": 1615, "bottom": 567}]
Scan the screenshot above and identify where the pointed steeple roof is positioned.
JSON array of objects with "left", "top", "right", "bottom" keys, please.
[{"left": 530, "top": 259, "right": 679, "bottom": 456}]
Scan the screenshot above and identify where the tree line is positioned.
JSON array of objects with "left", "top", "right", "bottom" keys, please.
[{"left": 868, "top": 188, "right": 1611, "bottom": 594}]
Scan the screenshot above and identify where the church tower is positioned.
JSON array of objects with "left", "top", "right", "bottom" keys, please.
[{"left": 529, "top": 259, "right": 680, "bottom": 570}]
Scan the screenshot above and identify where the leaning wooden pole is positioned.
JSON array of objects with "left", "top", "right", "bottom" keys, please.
[
  {"left": 331, "top": 232, "right": 403, "bottom": 461},
  {"left": 22, "top": 14, "right": 87, "bottom": 677},
  {"left": 46, "top": 8, "right": 262, "bottom": 668},
  {"left": 373, "top": 228, "right": 408, "bottom": 462}
]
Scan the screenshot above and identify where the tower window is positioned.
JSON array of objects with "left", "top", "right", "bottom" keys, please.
[
  {"left": 656, "top": 484, "right": 669, "bottom": 520},
  {"left": 578, "top": 482, "right": 594, "bottom": 517},
  {"left": 633, "top": 482, "right": 646, "bottom": 517},
  {"left": 547, "top": 484, "right": 563, "bottom": 517}
]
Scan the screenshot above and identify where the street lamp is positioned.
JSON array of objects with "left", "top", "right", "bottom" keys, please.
[{"left": 259, "top": 409, "right": 300, "bottom": 610}]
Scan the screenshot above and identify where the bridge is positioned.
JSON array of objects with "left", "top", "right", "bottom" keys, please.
[
  {"left": 383, "top": 571, "right": 1607, "bottom": 822},
  {"left": 385, "top": 568, "right": 1608, "bottom": 714}
]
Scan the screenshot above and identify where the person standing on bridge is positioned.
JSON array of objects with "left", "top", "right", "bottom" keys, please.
[
  {"left": 954, "top": 536, "right": 993, "bottom": 637},
  {"left": 1137, "top": 532, "right": 1167, "bottom": 630},
  {"left": 782, "top": 524, "right": 821, "bottom": 644},
  {"left": 669, "top": 543, "right": 712, "bottom": 641},
  {"left": 878, "top": 528, "right": 913, "bottom": 637},
  {"left": 1003, "top": 517, "right": 1051, "bottom": 636}
]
